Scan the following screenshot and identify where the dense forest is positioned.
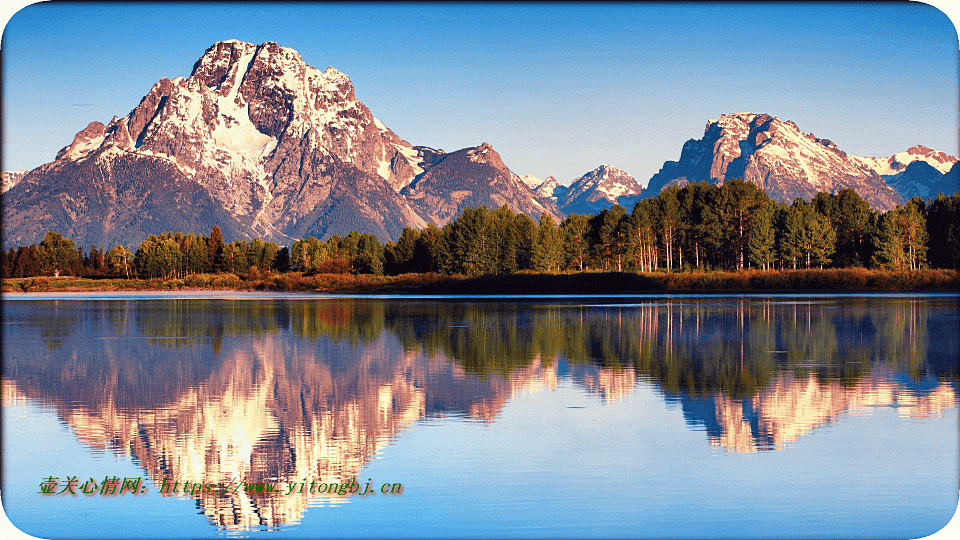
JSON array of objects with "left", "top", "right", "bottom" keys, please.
[{"left": 3, "top": 180, "right": 959, "bottom": 280}]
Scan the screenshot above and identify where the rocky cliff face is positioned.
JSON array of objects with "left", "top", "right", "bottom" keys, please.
[
  {"left": 1, "top": 170, "right": 26, "bottom": 193},
  {"left": 401, "top": 142, "right": 561, "bottom": 226},
  {"left": 644, "top": 112, "right": 912, "bottom": 211},
  {"left": 2, "top": 40, "right": 553, "bottom": 248}
]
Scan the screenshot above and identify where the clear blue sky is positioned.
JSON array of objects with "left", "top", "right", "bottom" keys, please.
[{"left": 2, "top": 1, "right": 958, "bottom": 187}]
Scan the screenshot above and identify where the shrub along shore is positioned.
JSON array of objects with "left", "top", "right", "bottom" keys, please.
[{"left": 3, "top": 268, "right": 957, "bottom": 295}]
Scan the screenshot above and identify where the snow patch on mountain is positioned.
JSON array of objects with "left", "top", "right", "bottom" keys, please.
[
  {"left": 520, "top": 174, "right": 543, "bottom": 189},
  {"left": 558, "top": 165, "right": 643, "bottom": 215},
  {"left": 851, "top": 145, "right": 958, "bottom": 176},
  {"left": 644, "top": 112, "right": 905, "bottom": 211},
  {"left": 1, "top": 170, "right": 26, "bottom": 193}
]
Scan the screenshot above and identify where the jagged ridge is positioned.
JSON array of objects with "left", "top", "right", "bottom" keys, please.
[{"left": 3, "top": 40, "right": 560, "bottom": 248}]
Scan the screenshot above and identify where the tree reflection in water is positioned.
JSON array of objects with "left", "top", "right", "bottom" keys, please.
[{"left": 2, "top": 295, "right": 956, "bottom": 529}]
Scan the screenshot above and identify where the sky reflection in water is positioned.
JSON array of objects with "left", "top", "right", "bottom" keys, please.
[{"left": 2, "top": 294, "right": 957, "bottom": 538}]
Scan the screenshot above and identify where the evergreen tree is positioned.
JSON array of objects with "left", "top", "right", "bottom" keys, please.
[
  {"left": 385, "top": 226, "right": 420, "bottom": 275},
  {"left": 926, "top": 192, "right": 960, "bottom": 269},
  {"left": 413, "top": 223, "right": 443, "bottom": 273},
  {"left": 716, "top": 179, "right": 767, "bottom": 270},
  {"left": 629, "top": 199, "right": 658, "bottom": 272},
  {"left": 590, "top": 204, "right": 627, "bottom": 271},
  {"left": 2, "top": 247, "right": 15, "bottom": 278},
  {"left": 657, "top": 186, "right": 683, "bottom": 271},
  {"left": 353, "top": 233, "right": 385, "bottom": 275},
  {"left": 509, "top": 212, "right": 537, "bottom": 272},
  {"left": 489, "top": 206, "right": 516, "bottom": 274},
  {"left": 185, "top": 235, "right": 209, "bottom": 274},
  {"left": 531, "top": 213, "right": 562, "bottom": 273},
  {"left": 679, "top": 182, "right": 720, "bottom": 270},
  {"left": 274, "top": 247, "right": 291, "bottom": 272},
  {"left": 441, "top": 206, "right": 494, "bottom": 276},
  {"left": 834, "top": 189, "right": 873, "bottom": 267},
  {"left": 560, "top": 214, "right": 591, "bottom": 271},
  {"left": 809, "top": 213, "right": 837, "bottom": 269},
  {"left": 776, "top": 201, "right": 805, "bottom": 269},
  {"left": 208, "top": 225, "right": 225, "bottom": 272},
  {"left": 747, "top": 200, "right": 776, "bottom": 270},
  {"left": 872, "top": 210, "right": 907, "bottom": 269}
]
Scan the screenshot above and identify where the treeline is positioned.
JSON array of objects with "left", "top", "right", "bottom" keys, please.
[
  {"left": 3, "top": 180, "right": 959, "bottom": 279},
  {"left": 377, "top": 182, "right": 960, "bottom": 275},
  {"left": 2, "top": 227, "right": 289, "bottom": 279}
]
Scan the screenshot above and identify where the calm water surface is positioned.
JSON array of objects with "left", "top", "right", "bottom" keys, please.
[{"left": 2, "top": 293, "right": 958, "bottom": 538}]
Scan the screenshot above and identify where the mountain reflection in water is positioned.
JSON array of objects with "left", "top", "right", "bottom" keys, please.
[{"left": 2, "top": 295, "right": 957, "bottom": 530}]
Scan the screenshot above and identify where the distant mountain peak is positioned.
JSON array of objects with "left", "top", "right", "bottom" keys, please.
[
  {"left": 646, "top": 112, "right": 904, "bottom": 211},
  {"left": 850, "top": 145, "right": 957, "bottom": 177},
  {"left": 556, "top": 164, "right": 643, "bottom": 215}
]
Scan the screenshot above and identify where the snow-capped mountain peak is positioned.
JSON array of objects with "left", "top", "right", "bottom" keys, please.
[
  {"left": 3, "top": 40, "right": 561, "bottom": 248},
  {"left": 851, "top": 144, "right": 958, "bottom": 176},
  {"left": 520, "top": 174, "right": 543, "bottom": 189},
  {"left": 645, "top": 112, "right": 905, "bottom": 211},
  {"left": 557, "top": 164, "right": 643, "bottom": 215}
]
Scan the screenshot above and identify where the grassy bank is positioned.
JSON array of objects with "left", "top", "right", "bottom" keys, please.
[{"left": 2, "top": 268, "right": 958, "bottom": 295}]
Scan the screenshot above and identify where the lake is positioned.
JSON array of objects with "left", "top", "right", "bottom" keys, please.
[{"left": 2, "top": 292, "right": 958, "bottom": 538}]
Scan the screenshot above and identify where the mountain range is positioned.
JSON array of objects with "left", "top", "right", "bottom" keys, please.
[
  {"left": 644, "top": 113, "right": 958, "bottom": 212},
  {"left": 2, "top": 40, "right": 957, "bottom": 249}
]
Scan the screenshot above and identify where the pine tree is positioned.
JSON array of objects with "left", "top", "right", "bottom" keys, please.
[
  {"left": 353, "top": 233, "right": 384, "bottom": 275},
  {"left": 809, "top": 213, "right": 837, "bottom": 269},
  {"left": 747, "top": 200, "right": 776, "bottom": 270},
  {"left": 717, "top": 179, "right": 766, "bottom": 270},
  {"left": 385, "top": 226, "right": 421, "bottom": 275},
  {"left": 776, "top": 201, "right": 804, "bottom": 269},
  {"left": 531, "top": 213, "right": 562, "bottom": 273},
  {"left": 872, "top": 210, "right": 906, "bottom": 269},
  {"left": 442, "top": 206, "right": 493, "bottom": 276},
  {"left": 509, "top": 213, "right": 537, "bottom": 272},
  {"left": 834, "top": 189, "right": 873, "bottom": 267},
  {"left": 185, "top": 236, "right": 209, "bottom": 274},
  {"left": 413, "top": 223, "right": 443, "bottom": 273},
  {"left": 590, "top": 205, "right": 627, "bottom": 271},
  {"left": 926, "top": 192, "right": 960, "bottom": 269},
  {"left": 657, "top": 186, "right": 683, "bottom": 271},
  {"left": 629, "top": 199, "right": 658, "bottom": 272},
  {"left": 560, "top": 214, "right": 590, "bottom": 271},
  {"left": 208, "top": 225, "right": 225, "bottom": 273}
]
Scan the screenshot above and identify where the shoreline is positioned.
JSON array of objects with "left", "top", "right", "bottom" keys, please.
[{"left": 3, "top": 268, "right": 958, "bottom": 296}]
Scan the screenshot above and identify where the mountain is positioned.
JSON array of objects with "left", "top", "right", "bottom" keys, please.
[
  {"left": 644, "top": 112, "right": 907, "bottom": 211},
  {"left": 2, "top": 40, "right": 554, "bottom": 249},
  {"left": 519, "top": 174, "right": 543, "bottom": 189},
  {"left": 532, "top": 176, "right": 567, "bottom": 202},
  {"left": 881, "top": 160, "right": 960, "bottom": 202},
  {"left": 400, "top": 142, "right": 561, "bottom": 226},
  {"left": 851, "top": 146, "right": 959, "bottom": 201},
  {"left": 1, "top": 170, "right": 26, "bottom": 193},
  {"left": 558, "top": 164, "right": 643, "bottom": 215},
  {"left": 850, "top": 145, "right": 957, "bottom": 176}
]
